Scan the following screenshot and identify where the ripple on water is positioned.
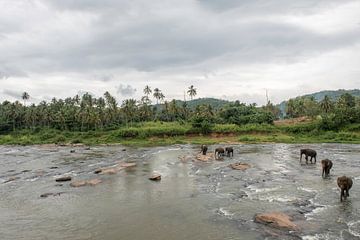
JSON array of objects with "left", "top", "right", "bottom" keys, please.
[{"left": 348, "top": 220, "right": 360, "bottom": 237}]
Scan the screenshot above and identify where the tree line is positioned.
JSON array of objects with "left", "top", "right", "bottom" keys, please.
[
  {"left": 285, "top": 93, "right": 360, "bottom": 130},
  {"left": 0, "top": 85, "right": 274, "bottom": 133}
]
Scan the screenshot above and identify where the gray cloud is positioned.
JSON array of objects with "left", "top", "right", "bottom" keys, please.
[
  {"left": 0, "top": 0, "right": 359, "bottom": 104},
  {"left": 2, "top": 89, "right": 23, "bottom": 100},
  {"left": 117, "top": 84, "right": 137, "bottom": 97}
]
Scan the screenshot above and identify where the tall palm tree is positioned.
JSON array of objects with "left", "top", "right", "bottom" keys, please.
[
  {"left": 187, "top": 85, "right": 197, "bottom": 100},
  {"left": 320, "top": 95, "right": 333, "bottom": 113},
  {"left": 153, "top": 88, "right": 161, "bottom": 104},
  {"left": 144, "top": 85, "right": 152, "bottom": 97},
  {"left": 22, "top": 92, "right": 30, "bottom": 106},
  {"left": 159, "top": 92, "right": 165, "bottom": 103}
]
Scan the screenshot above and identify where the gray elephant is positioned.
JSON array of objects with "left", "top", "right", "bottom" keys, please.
[
  {"left": 200, "top": 145, "right": 208, "bottom": 155},
  {"left": 215, "top": 147, "right": 225, "bottom": 159},
  {"left": 300, "top": 149, "right": 317, "bottom": 164},
  {"left": 321, "top": 159, "right": 333, "bottom": 177},
  {"left": 337, "top": 176, "right": 353, "bottom": 202}
]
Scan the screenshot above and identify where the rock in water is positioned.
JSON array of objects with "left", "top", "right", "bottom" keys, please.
[
  {"left": 55, "top": 176, "right": 72, "bottom": 182},
  {"left": 3, "top": 176, "right": 20, "bottom": 183},
  {"left": 254, "top": 212, "right": 298, "bottom": 231},
  {"left": 94, "top": 169, "right": 102, "bottom": 174},
  {"left": 87, "top": 178, "right": 102, "bottom": 186},
  {"left": 119, "top": 162, "right": 137, "bottom": 168},
  {"left": 229, "top": 162, "right": 251, "bottom": 171},
  {"left": 149, "top": 173, "right": 161, "bottom": 181},
  {"left": 70, "top": 179, "right": 102, "bottom": 187}
]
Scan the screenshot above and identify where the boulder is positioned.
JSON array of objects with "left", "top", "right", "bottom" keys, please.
[
  {"left": 229, "top": 162, "right": 251, "bottom": 171},
  {"left": 100, "top": 168, "right": 119, "bottom": 175},
  {"left": 70, "top": 180, "right": 87, "bottom": 187},
  {"left": 254, "top": 212, "right": 298, "bottom": 231},
  {"left": 196, "top": 153, "right": 214, "bottom": 162},
  {"left": 87, "top": 178, "right": 102, "bottom": 186},
  {"left": 70, "top": 179, "right": 102, "bottom": 187},
  {"left": 70, "top": 149, "right": 76, "bottom": 153},
  {"left": 55, "top": 176, "right": 72, "bottom": 182},
  {"left": 94, "top": 169, "right": 102, "bottom": 174},
  {"left": 21, "top": 170, "right": 31, "bottom": 173},
  {"left": 119, "top": 162, "right": 137, "bottom": 168},
  {"left": 149, "top": 173, "right": 161, "bottom": 181}
]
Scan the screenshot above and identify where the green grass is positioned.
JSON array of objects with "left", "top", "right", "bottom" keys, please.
[{"left": 1, "top": 121, "right": 360, "bottom": 146}]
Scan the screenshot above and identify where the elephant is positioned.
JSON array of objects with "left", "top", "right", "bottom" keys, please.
[
  {"left": 300, "top": 149, "right": 317, "bottom": 164},
  {"left": 321, "top": 159, "right": 333, "bottom": 177},
  {"left": 215, "top": 147, "right": 225, "bottom": 159},
  {"left": 225, "top": 147, "right": 233, "bottom": 157},
  {"left": 200, "top": 145, "right": 208, "bottom": 155},
  {"left": 337, "top": 176, "right": 353, "bottom": 202}
]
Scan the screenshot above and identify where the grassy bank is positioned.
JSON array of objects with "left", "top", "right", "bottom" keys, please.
[{"left": 1, "top": 121, "right": 360, "bottom": 147}]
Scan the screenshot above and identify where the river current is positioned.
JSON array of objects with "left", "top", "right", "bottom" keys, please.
[{"left": 0, "top": 144, "right": 359, "bottom": 240}]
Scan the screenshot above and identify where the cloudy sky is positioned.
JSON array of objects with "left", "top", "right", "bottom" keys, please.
[{"left": 0, "top": 0, "right": 359, "bottom": 105}]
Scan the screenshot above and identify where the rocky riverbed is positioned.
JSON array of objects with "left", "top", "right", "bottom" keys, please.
[{"left": 0, "top": 144, "right": 359, "bottom": 240}]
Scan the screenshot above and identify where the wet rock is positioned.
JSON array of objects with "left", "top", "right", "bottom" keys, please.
[
  {"left": 84, "top": 147, "right": 91, "bottom": 150},
  {"left": 122, "top": 148, "right": 126, "bottom": 151},
  {"left": 87, "top": 178, "right": 102, "bottom": 186},
  {"left": 70, "top": 149, "right": 76, "bottom": 153},
  {"left": 70, "top": 178, "right": 102, "bottom": 187},
  {"left": 70, "top": 180, "right": 87, "bottom": 187},
  {"left": 21, "top": 170, "right": 31, "bottom": 173},
  {"left": 229, "top": 162, "right": 251, "bottom": 171},
  {"left": 196, "top": 153, "right": 214, "bottom": 162},
  {"left": 119, "top": 162, "right": 137, "bottom": 168},
  {"left": 4, "top": 176, "right": 20, "bottom": 183},
  {"left": 255, "top": 212, "right": 299, "bottom": 231},
  {"left": 100, "top": 168, "right": 119, "bottom": 175},
  {"left": 40, "top": 192, "right": 64, "bottom": 198},
  {"left": 149, "top": 173, "right": 161, "bottom": 181},
  {"left": 55, "top": 176, "right": 72, "bottom": 182},
  {"left": 94, "top": 169, "right": 102, "bottom": 174},
  {"left": 49, "top": 166, "right": 58, "bottom": 169}
]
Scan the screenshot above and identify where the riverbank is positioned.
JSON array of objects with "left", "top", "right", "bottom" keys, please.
[{"left": 1, "top": 121, "right": 360, "bottom": 147}]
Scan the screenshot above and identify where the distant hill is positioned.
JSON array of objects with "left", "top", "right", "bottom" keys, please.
[
  {"left": 155, "top": 97, "right": 232, "bottom": 110},
  {"left": 178, "top": 97, "right": 231, "bottom": 109},
  {"left": 277, "top": 89, "right": 360, "bottom": 116}
]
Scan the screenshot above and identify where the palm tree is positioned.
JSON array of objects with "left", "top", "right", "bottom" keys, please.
[
  {"left": 159, "top": 92, "right": 165, "bottom": 103},
  {"left": 320, "top": 95, "right": 333, "bottom": 113},
  {"left": 187, "top": 85, "right": 197, "bottom": 100},
  {"left": 22, "top": 92, "right": 30, "bottom": 106},
  {"left": 153, "top": 88, "right": 161, "bottom": 104},
  {"left": 144, "top": 85, "right": 152, "bottom": 97}
]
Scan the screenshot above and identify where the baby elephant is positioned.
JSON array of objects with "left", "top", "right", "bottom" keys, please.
[
  {"left": 300, "top": 149, "right": 317, "bottom": 164},
  {"left": 200, "top": 145, "right": 208, "bottom": 155},
  {"left": 321, "top": 159, "right": 333, "bottom": 177},
  {"left": 225, "top": 147, "right": 233, "bottom": 157},
  {"left": 215, "top": 147, "right": 225, "bottom": 159},
  {"left": 337, "top": 176, "right": 353, "bottom": 202}
]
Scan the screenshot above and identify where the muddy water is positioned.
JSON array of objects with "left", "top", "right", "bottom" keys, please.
[{"left": 0, "top": 144, "right": 359, "bottom": 240}]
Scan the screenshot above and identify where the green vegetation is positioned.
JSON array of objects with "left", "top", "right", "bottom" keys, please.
[
  {"left": 1, "top": 88, "right": 360, "bottom": 146},
  {"left": 1, "top": 121, "right": 360, "bottom": 146}
]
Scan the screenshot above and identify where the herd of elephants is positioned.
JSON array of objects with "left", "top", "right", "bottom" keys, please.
[{"left": 200, "top": 145, "right": 353, "bottom": 202}]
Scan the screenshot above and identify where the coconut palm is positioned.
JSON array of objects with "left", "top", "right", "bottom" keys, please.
[
  {"left": 153, "top": 88, "right": 161, "bottom": 104},
  {"left": 187, "top": 85, "right": 197, "bottom": 100},
  {"left": 320, "top": 95, "right": 333, "bottom": 113},
  {"left": 144, "top": 85, "right": 152, "bottom": 97},
  {"left": 22, "top": 92, "right": 30, "bottom": 106}
]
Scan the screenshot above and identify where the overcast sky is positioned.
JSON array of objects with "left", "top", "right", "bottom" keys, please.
[{"left": 0, "top": 0, "right": 359, "bottom": 105}]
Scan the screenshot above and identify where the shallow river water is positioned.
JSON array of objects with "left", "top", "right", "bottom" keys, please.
[{"left": 0, "top": 144, "right": 359, "bottom": 240}]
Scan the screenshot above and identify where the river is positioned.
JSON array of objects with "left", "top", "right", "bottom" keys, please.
[{"left": 0, "top": 144, "right": 359, "bottom": 240}]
